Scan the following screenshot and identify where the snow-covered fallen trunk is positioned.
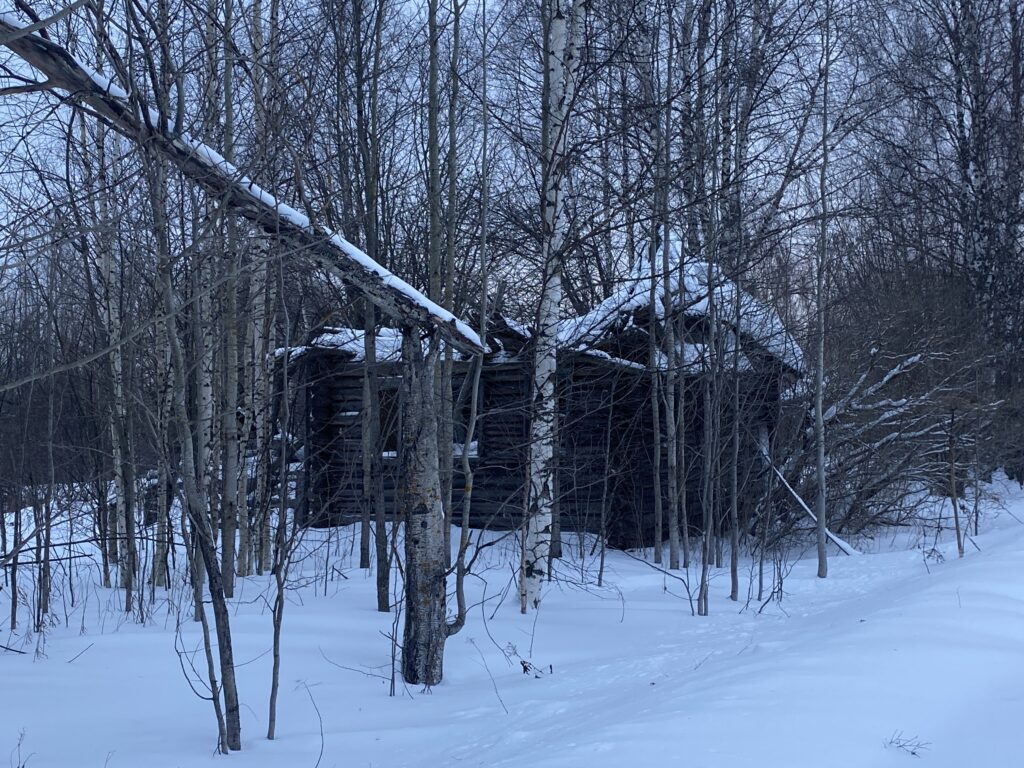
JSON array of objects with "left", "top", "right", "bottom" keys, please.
[
  {"left": 0, "top": 13, "right": 483, "bottom": 355},
  {"left": 767, "top": 460, "right": 861, "bottom": 556}
]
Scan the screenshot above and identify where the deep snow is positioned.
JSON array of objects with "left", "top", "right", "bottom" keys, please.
[{"left": 3, "top": 479, "right": 1024, "bottom": 767}]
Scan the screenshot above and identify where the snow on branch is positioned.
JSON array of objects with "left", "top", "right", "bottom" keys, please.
[
  {"left": 763, "top": 457, "right": 861, "bottom": 556},
  {"left": 821, "top": 352, "right": 924, "bottom": 429},
  {"left": 0, "top": 13, "right": 484, "bottom": 355}
]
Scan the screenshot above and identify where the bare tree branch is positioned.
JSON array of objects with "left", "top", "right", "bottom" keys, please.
[{"left": 0, "top": 13, "right": 484, "bottom": 354}]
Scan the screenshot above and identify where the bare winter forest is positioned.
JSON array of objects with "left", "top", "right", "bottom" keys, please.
[{"left": 2, "top": 0, "right": 1024, "bottom": 765}]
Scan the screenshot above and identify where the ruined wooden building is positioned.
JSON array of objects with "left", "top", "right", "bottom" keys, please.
[{"left": 294, "top": 257, "right": 803, "bottom": 549}]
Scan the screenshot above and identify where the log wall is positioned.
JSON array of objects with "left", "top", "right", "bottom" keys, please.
[{"left": 300, "top": 349, "right": 784, "bottom": 550}]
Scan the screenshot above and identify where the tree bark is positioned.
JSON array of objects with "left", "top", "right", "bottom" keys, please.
[
  {"left": 521, "top": 0, "right": 585, "bottom": 613},
  {"left": 815, "top": 0, "right": 832, "bottom": 580},
  {"left": 400, "top": 331, "right": 448, "bottom": 686}
]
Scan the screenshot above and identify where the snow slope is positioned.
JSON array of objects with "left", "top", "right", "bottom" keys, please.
[{"left": 3, "top": 481, "right": 1024, "bottom": 767}]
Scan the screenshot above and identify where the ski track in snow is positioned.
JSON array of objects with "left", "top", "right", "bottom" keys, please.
[{"left": 2, "top": 481, "right": 1024, "bottom": 767}]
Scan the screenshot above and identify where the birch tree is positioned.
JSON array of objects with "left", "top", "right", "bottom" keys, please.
[{"left": 521, "top": 0, "right": 586, "bottom": 614}]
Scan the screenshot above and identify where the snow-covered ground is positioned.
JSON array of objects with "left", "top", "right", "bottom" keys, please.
[{"left": 3, "top": 478, "right": 1024, "bottom": 767}]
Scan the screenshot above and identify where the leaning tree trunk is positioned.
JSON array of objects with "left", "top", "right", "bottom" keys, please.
[
  {"left": 400, "top": 331, "right": 448, "bottom": 686},
  {"left": 146, "top": 141, "right": 242, "bottom": 750},
  {"left": 0, "top": 16, "right": 481, "bottom": 355}
]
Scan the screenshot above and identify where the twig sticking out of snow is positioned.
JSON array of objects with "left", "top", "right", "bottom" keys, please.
[{"left": 886, "top": 731, "right": 930, "bottom": 757}]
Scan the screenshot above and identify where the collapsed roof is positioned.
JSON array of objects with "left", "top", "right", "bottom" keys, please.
[
  {"left": 299, "top": 258, "right": 801, "bottom": 377},
  {"left": 556, "top": 237, "right": 804, "bottom": 374}
]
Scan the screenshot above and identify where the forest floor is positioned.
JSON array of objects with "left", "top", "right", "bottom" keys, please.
[{"left": 3, "top": 478, "right": 1024, "bottom": 768}]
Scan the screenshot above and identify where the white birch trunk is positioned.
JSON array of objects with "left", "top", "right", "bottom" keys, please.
[
  {"left": 521, "top": 0, "right": 585, "bottom": 614},
  {"left": 94, "top": 128, "right": 135, "bottom": 603},
  {"left": 253, "top": 261, "right": 277, "bottom": 575}
]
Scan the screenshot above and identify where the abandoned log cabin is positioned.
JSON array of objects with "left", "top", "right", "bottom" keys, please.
[{"left": 293, "top": 257, "right": 803, "bottom": 549}]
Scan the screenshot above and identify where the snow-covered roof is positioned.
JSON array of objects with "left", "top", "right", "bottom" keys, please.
[
  {"left": 279, "top": 240, "right": 797, "bottom": 374},
  {"left": 304, "top": 327, "right": 405, "bottom": 362},
  {"left": 291, "top": 312, "right": 531, "bottom": 363},
  {"left": 499, "top": 315, "right": 532, "bottom": 340},
  {"left": 557, "top": 235, "right": 803, "bottom": 373},
  {"left": 275, "top": 327, "right": 405, "bottom": 363}
]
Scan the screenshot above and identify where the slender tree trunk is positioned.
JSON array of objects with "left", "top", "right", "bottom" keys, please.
[
  {"left": 255, "top": 265, "right": 278, "bottom": 578},
  {"left": 268, "top": 286, "right": 293, "bottom": 739},
  {"left": 9, "top": 504, "right": 19, "bottom": 630},
  {"left": 678, "top": 377, "right": 691, "bottom": 568},
  {"left": 180, "top": 504, "right": 229, "bottom": 753},
  {"left": 368, "top": 0, "right": 389, "bottom": 611},
  {"left": 96, "top": 480, "right": 111, "bottom": 589},
  {"left": 352, "top": 0, "right": 386, "bottom": 579},
  {"left": 698, "top": 207, "right": 720, "bottom": 615},
  {"left": 220, "top": 0, "right": 240, "bottom": 597},
  {"left": 815, "top": 0, "right": 831, "bottom": 580},
  {"left": 152, "top": 334, "right": 173, "bottom": 590},
  {"left": 661, "top": 5, "right": 680, "bottom": 571},
  {"left": 757, "top": 426, "right": 773, "bottom": 601},
  {"left": 439, "top": 0, "right": 464, "bottom": 566},
  {"left": 94, "top": 113, "right": 135, "bottom": 607},
  {"left": 252, "top": 261, "right": 277, "bottom": 577},
  {"left": 237, "top": 0, "right": 266, "bottom": 582},
  {"left": 729, "top": 294, "right": 741, "bottom": 602},
  {"left": 649, "top": 256, "right": 664, "bottom": 565},
  {"left": 694, "top": 0, "right": 714, "bottom": 616},
  {"left": 360, "top": 338, "right": 373, "bottom": 572},
  {"left": 148, "top": 145, "right": 242, "bottom": 751},
  {"left": 363, "top": 310, "right": 388, "bottom": 611},
  {"left": 447, "top": 2, "right": 491, "bottom": 637},
  {"left": 641, "top": 4, "right": 664, "bottom": 565}
]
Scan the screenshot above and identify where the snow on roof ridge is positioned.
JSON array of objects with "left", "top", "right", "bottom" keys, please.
[
  {"left": 306, "top": 327, "right": 405, "bottom": 362},
  {"left": 557, "top": 235, "right": 804, "bottom": 372}
]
